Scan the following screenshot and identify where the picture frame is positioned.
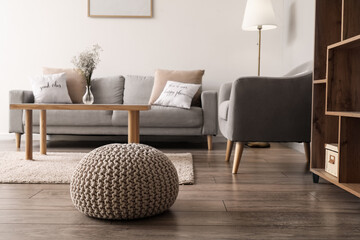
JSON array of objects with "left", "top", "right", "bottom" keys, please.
[{"left": 88, "top": 0, "right": 153, "bottom": 18}]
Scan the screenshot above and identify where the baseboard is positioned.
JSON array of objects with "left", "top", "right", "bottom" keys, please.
[
  {"left": 1, "top": 132, "right": 227, "bottom": 144},
  {"left": 213, "top": 135, "right": 227, "bottom": 143},
  {"left": 0, "top": 133, "right": 303, "bottom": 152},
  {"left": 280, "top": 142, "right": 305, "bottom": 153},
  {"left": 0, "top": 133, "right": 41, "bottom": 141},
  {"left": 47, "top": 134, "right": 227, "bottom": 143},
  {"left": 0, "top": 133, "right": 15, "bottom": 140}
]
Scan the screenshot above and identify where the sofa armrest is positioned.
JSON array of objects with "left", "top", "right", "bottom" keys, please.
[
  {"left": 9, "top": 90, "right": 34, "bottom": 133},
  {"left": 219, "top": 82, "right": 232, "bottom": 104},
  {"left": 201, "top": 91, "right": 218, "bottom": 135}
]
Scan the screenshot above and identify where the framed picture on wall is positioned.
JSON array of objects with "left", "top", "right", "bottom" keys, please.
[{"left": 88, "top": 0, "right": 153, "bottom": 18}]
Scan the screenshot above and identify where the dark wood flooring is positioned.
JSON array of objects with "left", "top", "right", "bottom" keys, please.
[{"left": 1, "top": 140, "right": 360, "bottom": 240}]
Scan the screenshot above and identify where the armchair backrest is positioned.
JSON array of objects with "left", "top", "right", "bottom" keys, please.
[
  {"left": 224, "top": 71, "right": 313, "bottom": 142},
  {"left": 283, "top": 61, "right": 313, "bottom": 77}
]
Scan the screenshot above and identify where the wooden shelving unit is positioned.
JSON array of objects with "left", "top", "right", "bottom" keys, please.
[
  {"left": 311, "top": 0, "right": 360, "bottom": 197},
  {"left": 313, "top": 79, "right": 326, "bottom": 84}
]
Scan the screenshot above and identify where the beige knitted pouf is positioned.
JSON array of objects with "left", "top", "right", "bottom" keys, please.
[{"left": 70, "top": 143, "right": 179, "bottom": 220}]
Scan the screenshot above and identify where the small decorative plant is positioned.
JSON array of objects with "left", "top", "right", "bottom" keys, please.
[
  {"left": 71, "top": 44, "right": 102, "bottom": 104},
  {"left": 71, "top": 44, "right": 102, "bottom": 86}
]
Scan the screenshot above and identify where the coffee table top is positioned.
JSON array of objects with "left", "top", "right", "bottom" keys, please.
[{"left": 9, "top": 104, "right": 151, "bottom": 111}]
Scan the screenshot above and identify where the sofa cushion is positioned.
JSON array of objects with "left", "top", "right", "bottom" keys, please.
[
  {"left": 123, "top": 75, "right": 154, "bottom": 104},
  {"left": 29, "top": 110, "right": 113, "bottom": 126},
  {"left": 43, "top": 67, "right": 86, "bottom": 103},
  {"left": 112, "top": 106, "right": 203, "bottom": 128},
  {"left": 219, "top": 100, "right": 229, "bottom": 121},
  {"left": 91, "top": 76, "right": 125, "bottom": 104},
  {"left": 149, "top": 69, "right": 204, "bottom": 106},
  {"left": 30, "top": 73, "right": 72, "bottom": 104}
]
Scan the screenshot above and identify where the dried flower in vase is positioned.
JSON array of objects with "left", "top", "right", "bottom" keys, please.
[{"left": 71, "top": 44, "right": 102, "bottom": 86}]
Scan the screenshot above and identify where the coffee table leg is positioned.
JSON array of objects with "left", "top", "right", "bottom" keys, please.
[
  {"left": 40, "top": 110, "right": 47, "bottom": 155},
  {"left": 25, "top": 110, "right": 33, "bottom": 160},
  {"left": 135, "top": 113, "right": 140, "bottom": 143},
  {"left": 128, "top": 110, "right": 140, "bottom": 143}
]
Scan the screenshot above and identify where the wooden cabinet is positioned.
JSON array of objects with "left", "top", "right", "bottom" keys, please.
[{"left": 311, "top": 0, "right": 360, "bottom": 197}]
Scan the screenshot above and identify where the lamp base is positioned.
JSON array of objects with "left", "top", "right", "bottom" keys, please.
[{"left": 246, "top": 142, "right": 270, "bottom": 148}]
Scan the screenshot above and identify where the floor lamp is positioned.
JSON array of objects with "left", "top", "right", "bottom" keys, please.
[
  {"left": 242, "top": 0, "right": 277, "bottom": 76},
  {"left": 242, "top": 0, "right": 277, "bottom": 148}
]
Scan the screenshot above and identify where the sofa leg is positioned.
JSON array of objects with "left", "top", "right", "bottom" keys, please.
[
  {"left": 15, "top": 133, "right": 21, "bottom": 149},
  {"left": 207, "top": 135, "right": 213, "bottom": 150},
  {"left": 225, "top": 139, "right": 233, "bottom": 162},
  {"left": 232, "top": 142, "right": 244, "bottom": 174}
]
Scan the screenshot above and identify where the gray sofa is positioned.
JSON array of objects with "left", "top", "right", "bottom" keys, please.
[{"left": 9, "top": 75, "right": 218, "bottom": 149}]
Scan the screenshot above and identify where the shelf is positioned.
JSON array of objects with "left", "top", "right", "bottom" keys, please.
[
  {"left": 343, "top": 0, "right": 360, "bottom": 40},
  {"left": 311, "top": 84, "right": 339, "bottom": 169},
  {"left": 338, "top": 117, "right": 360, "bottom": 183},
  {"left": 311, "top": 169, "right": 360, "bottom": 198},
  {"left": 314, "top": 0, "right": 342, "bottom": 80},
  {"left": 311, "top": 168, "right": 338, "bottom": 183},
  {"left": 327, "top": 35, "right": 360, "bottom": 112},
  {"left": 326, "top": 111, "right": 360, "bottom": 118},
  {"left": 328, "top": 34, "right": 360, "bottom": 49},
  {"left": 314, "top": 79, "right": 326, "bottom": 84}
]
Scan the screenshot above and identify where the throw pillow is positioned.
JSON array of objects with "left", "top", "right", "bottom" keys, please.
[
  {"left": 153, "top": 81, "right": 201, "bottom": 109},
  {"left": 148, "top": 69, "right": 205, "bottom": 106},
  {"left": 124, "top": 75, "right": 154, "bottom": 104},
  {"left": 30, "top": 73, "right": 72, "bottom": 103},
  {"left": 43, "top": 67, "right": 86, "bottom": 103},
  {"left": 91, "top": 76, "right": 125, "bottom": 104}
]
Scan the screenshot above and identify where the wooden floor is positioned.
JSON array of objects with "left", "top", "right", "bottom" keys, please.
[{"left": 1, "top": 140, "right": 360, "bottom": 240}]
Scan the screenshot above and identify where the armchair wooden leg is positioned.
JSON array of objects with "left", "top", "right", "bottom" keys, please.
[
  {"left": 207, "top": 135, "right": 213, "bottom": 150},
  {"left": 304, "top": 142, "right": 310, "bottom": 165},
  {"left": 15, "top": 133, "right": 21, "bottom": 149},
  {"left": 225, "top": 140, "right": 233, "bottom": 162},
  {"left": 232, "top": 142, "right": 244, "bottom": 174}
]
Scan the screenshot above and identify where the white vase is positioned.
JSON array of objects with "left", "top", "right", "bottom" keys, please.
[{"left": 82, "top": 85, "right": 94, "bottom": 104}]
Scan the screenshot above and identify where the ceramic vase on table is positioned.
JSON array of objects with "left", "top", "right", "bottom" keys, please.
[{"left": 82, "top": 85, "right": 94, "bottom": 104}]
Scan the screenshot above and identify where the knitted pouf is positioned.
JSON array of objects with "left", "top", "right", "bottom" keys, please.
[{"left": 70, "top": 143, "right": 179, "bottom": 220}]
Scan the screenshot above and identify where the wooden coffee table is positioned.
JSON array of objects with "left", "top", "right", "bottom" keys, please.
[{"left": 9, "top": 104, "right": 150, "bottom": 160}]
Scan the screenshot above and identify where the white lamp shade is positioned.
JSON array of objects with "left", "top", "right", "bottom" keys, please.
[{"left": 242, "top": 0, "right": 277, "bottom": 31}]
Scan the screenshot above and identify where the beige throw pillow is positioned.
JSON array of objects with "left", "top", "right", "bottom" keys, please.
[
  {"left": 149, "top": 69, "right": 205, "bottom": 106},
  {"left": 43, "top": 67, "right": 86, "bottom": 103}
]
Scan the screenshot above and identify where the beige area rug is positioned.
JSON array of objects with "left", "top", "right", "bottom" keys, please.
[{"left": 0, "top": 152, "right": 194, "bottom": 185}]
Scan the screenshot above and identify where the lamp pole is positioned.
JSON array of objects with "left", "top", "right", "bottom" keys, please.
[
  {"left": 257, "top": 26, "right": 262, "bottom": 77},
  {"left": 248, "top": 25, "right": 271, "bottom": 149},
  {"left": 242, "top": 0, "right": 276, "bottom": 149}
]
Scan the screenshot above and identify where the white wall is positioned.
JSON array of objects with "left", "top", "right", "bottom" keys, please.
[
  {"left": 282, "top": 0, "right": 315, "bottom": 74},
  {"left": 0, "top": 0, "right": 285, "bottom": 134},
  {"left": 281, "top": 0, "right": 315, "bottom": 153}
]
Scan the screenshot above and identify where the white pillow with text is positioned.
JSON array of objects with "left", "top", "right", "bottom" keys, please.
[
  {"left": 30, "top": 72, "right": 72, "bottom": 103},
  {"left": 153, "top": 81, "right": 200, "bottom": 109}
]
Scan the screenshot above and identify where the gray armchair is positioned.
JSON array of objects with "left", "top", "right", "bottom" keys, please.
[{"left": 219, "top": 64, "right": 312, "bottom": 174}]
